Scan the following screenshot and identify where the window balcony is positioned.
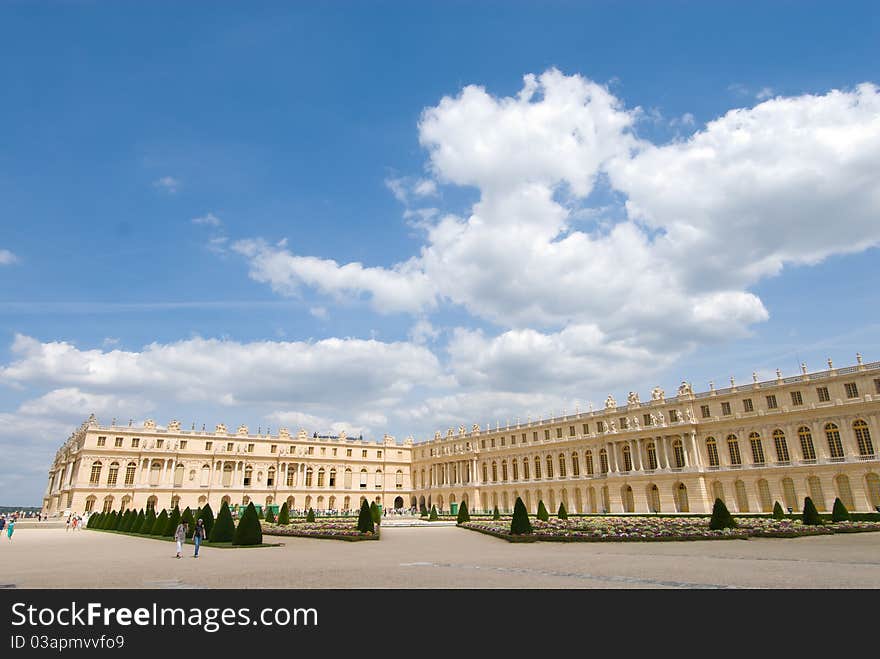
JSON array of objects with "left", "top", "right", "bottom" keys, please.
[{"left": 856, "top": 454, "right": 876, "bottom": 461}]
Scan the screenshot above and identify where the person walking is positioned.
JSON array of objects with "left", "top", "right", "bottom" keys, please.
[
  {"left": 66, "top": 515, "right": 71, "bottom": 532},
  {"left": 174, "top": 520, "right": 187, "bottom": 558},
  {"left": 0, "top": 515, "right": 6, "bottom": 535},
  {"left": 192, "top": 518, "right": 206, "bottom": 558},
  {"left": 6, "top": 517, "right": 14, "bottom": 542}
]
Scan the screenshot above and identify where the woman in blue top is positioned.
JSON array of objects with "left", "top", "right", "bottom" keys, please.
[{"left": 6, "top": 518, "right": 14, "bottom": 541}]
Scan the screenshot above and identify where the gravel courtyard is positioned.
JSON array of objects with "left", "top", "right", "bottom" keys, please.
[{"left": 2, "top": 525, "right": 880, "bottom": 589}]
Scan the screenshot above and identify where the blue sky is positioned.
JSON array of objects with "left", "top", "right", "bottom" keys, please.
[{"left": 1, "top": 2, "right": 879, "bottom": 505}]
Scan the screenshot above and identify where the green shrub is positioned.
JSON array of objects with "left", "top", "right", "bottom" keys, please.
[
  {"left": 492, "top": 506, "right": 500, "bottom": 520},
  {"left": 277, "top": 502, "right": 290, "bottom": 525},
  {"left": 709, "top": 498, "right": 737, "bottom": 530},
  {"left": 558, "top": 502, "right": 568, "bottom": 520},
  {"left": 198, "top": 504, "right": 215, "bottom": 538},
  {"left": 536, "top": 500, "right": 549, "bottom": 522},
  {"left": 139, "top": 508, "right": 157, "bottom": 534},
  {"left": 114, "top": 510, "right": 127, "bottom": 530},
  {"left": 164, "top": 506, "right": 181, "bottom": 537},
  {"left": 97, "top": 511, "right": 111, "bottom": 529},
  {"left": 832, "top": 497, "right": 851, "bottom": 522},
  {"left": 429, "top": 505, "right": 438, "bottom": 521},
  {"left": 370, "top": 501, "right": 381, "bottom": 526},
  {"left": 209, "top": 502, "right": 235, "bottom": 542},
  {"left": 181, "top": 507, "right": 196, "bottom": 538},
  {"left": 133, "top": 510, "right": 145, "bottom": 533},
  {"left": 802, "top": 497, "right": 823, "bottom": 525},
  {"left": 153, "top": 510, "right": 169, "bottom": 536},
  {"left": 306, "top": 508, "right": 316, "bottom": 523},
  {"left": 256, "top": 506, "right": 264, "bottom": 520},
  {"left": 419, "top": 503, "right": 428, "bottom": 517},
  {"left": 357, "top": 499, "right": 375, "bottom": 533},
  {"left": 87, "top": 513, "right": 101, "bottom": 528},
  {"left": 232, "top": 502, "right": 263, "bottom": 546},
  {"left": 510, "top": 497, "right": 532, "bottom": 535},
  {"left": 772, "top": 501, "right": 785, "bottom": 519},
  {"left": 456, "top": 500, "right": 470, "bottom": 524},
  {"left": 265, "top": 507, "right": 276, "bottom": 523}
]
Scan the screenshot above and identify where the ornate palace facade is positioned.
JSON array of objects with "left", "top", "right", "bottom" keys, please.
[{"left": 43, "top": 357, "right": 880, "bottom": 517}]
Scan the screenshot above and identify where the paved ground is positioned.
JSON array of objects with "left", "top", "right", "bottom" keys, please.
[{"left": 2, "top": 526, "right": 880, "bottom": 588}]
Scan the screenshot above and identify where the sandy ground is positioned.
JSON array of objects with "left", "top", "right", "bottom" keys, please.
[{"left": 1, "top": 526, "right": 879, "bottom": 589}]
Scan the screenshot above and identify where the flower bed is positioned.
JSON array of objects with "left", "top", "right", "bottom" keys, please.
[
  {"left": 262, "top": 520, "right": 380, "bottom": 541},
  {"left": 459, "top": 516, "right": 880, "bottom": 542}
]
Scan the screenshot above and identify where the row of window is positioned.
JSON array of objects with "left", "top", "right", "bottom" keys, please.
[{"left": 94, "top": 436, "right": 391, "bottom": 459}]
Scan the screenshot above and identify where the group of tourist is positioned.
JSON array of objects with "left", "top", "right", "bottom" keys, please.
[{"left": 174, "top": 518, "right": 207, "bottom": 558}]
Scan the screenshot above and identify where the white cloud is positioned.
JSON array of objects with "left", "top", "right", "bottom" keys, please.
[
  {"left": 192, "top": 212, "right": 222, "bottom": 227},
  {"left": 17, "top": 387, "right": 154, "bottom": 419},
  {"left": 413, "top": 179, "right": 438, "bottom": 197},
  {"left": 408, "top": 318, "right": 439, "bottom": 345},
  {"left": 0, "top": 249, "right": 18, "bottom": 265},
  {"left": 756, "top": 87, "right": 775, "bottom": 100},
  {"left": 309, "top": 306, "right": 328, "bottom": 319},
  {"left": 153, "top": 176, "right": 180, "bottom": 193}
]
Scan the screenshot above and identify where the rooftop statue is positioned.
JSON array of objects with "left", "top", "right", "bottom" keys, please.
[
  {"left": 651, "top": 386, "right": 665, "bottom": 401},
  {"left": 605, "top": 394, "right": 617, "bottom": 410},
  {"left": 677, "top": 381, "right": 692, "bottom": 396},
  {"left": 627, "top": 391, "right": 640, "bottom": 406}
]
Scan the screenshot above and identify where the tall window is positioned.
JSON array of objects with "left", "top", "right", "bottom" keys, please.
[
  {"left": 124, "top": 462, "right": 136, "bottom": 486},
  {"left": 571, "top": 452, "right": 580, "bottom": 477},
  {"left": 266, "top": 467, "right": 275, "bottom": 486},
  {"left": 599, "top": 449, "right": 608, "bottom": 474},
  {"left": 622, "top": 446, "right": 632, "bottom": 472},
  {"left": 647, "top": 442, "right": 658, "bottom": 470},
  {"left": 317, "top": 468, "right": 325, "bottom": 487},
  {"left": 534, "top": 456, "right": 542, "bottom": 479},
  {"left": 329, "top": 469, "right": 336, "bottom": 487},
  {"left": 244, "top": 465, "right": 253, "bottom": 487},
  {"left": 89, "top": 462, "right": 102, "bottom": 485},
  {"left": 799, "top": 426, "right": 816, "bottom": 461},
  {"left": 791, "top": 391, "right": 803, "bottom": 406},
  {"left": 773, "top": 429, "right": 790, "bottom": 463},
  {"left": 359, "top": 469, "right": 367, "bottom": 488},
  {"left": 107, "top": 462, "right": 119, "bottom": 486},
  {"left": 643, "top": 414, "right": 652, "bottom": 427},
  {"left": 706, "top": 438, "right": 719, "bottom": 467},
  {"left": 727, "top": 435, "right": 742, "bottom": 466},
  {"left": 522, "top": 458, "right": 530, "bottom": 480},
  {"left": 545, "top": 455, "right": 554, "bottom": 478},
  {"left": 375, "top": 469, "right": 382, "bottom": 488},
  {"left": 512, "top": 460, "right": 519, "bottom": 481},
  {"left": 584, "top": 451, "right": 594, "bottom": 475},
  {"left": 825, "top": 423, "right": 844, "bottom": 459},
  {"left": 491, "top": 462, "right": 498, "bottom": 482},
  {"left": 287, "top": 466, "right": 296, "bottom": 487},
  {"left": 558, "top": 454, "right": 566, "bottom": 478},
  {"left": 396, "top": 470, "right": 403, "bottom": 488},
  {"left": 749, "top": 432, "right": 765, "bottom": 465},
  {"left": 853, "top": 420, "right": 874, "bottom": 456},
  {"left": 482, "top": 463, "right": 488, "bottom": 482},
  {"left": 344, "top": 468, "right": 352, "bottom": 489},
  {"left": 305, "top": 468, "right": 313, "bottom": 487},
  {"left": 502, "top": 460, "right": 508, "bottom": 481},
  {"left": 721, "top": 402, "right": 731, "bottom": 416},
  {"left": 672, "top": 440, "right": 685, "bottom": 468}
]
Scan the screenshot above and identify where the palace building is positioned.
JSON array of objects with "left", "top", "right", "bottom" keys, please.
[{"left": 42, "top": 357, "right": 880, "bottom": 517}]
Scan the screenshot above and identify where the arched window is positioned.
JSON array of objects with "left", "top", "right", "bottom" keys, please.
[
  {"left": 865, "top": 473, "right": 880, "bottom": 509},
  {"left": 267, "top": 467, "right": 276, "bottom": 487},
  {"left": 648, "top": 484, "right": 660, "bottom": 512},
  {"left": 329, "top": 495, "right": 336, "bottom": 509},
  {"left": 329, "top": 468, "right": 336, "bottom": 487},
  {"left": 834, "top": 474, "right": 854, "bottom": 510},
  {"left": 124, "top": 462, "right": 137, "bottom": 486},
  {"left": 102, "top": 495, "right": 114, "bottom": 513},
  {"left": 706, "top": 438, "right": 719, "bottom": 467},
  {"left": 782, "top": 477, "right": 797, "bottom": 509},
  {"left": 584, "top": 450, "right": 594, "bottom": 476},
  {"left": 853, "top": 420, "right": 874, "bottom": 456},
  {"left": 89, "top": 461, "right": 103, "bottom": 485},
  {"left": 491, "top": 461, "right": 498, "bottom": 482},
  {"left": 395, "top": 470, "right": 403, "bottom": 488},
  {"left": 798, "top": 426, "right": 816, "bottom": 461},
  {"left": 808, "top": 476, "right": 826, "bottom": 511},
  {"left": 825, "top": 423, "right": 844, "bottom": 459},
  {"left": 501, "top": 460, "right": 508, "bottom": 481},
  {"left": 647, "top": 442, "right": 659, "bottom": 470},
  {"left": 773, "top": 429, "right": 790, "bottom": 463},
  {"left": 200, "top": 464, "right": 210, "bottom": 486},
  {"left": 749, "top": 432, "right": 765, "bottom": 465},
  {"left": 482, "top": 463, "right": 488, "bottom": 482},
  {"left": 222, "top": 463, "right": 233, "bottom": 487},
  {"left": 757, "top": 479, "right": 772, "bottom": 512},
  {"left": 84, "top": 496, "right": 96, "bottom": 513},
  {"left": 317, "top": 468, "right": 325, "bottom": 487},
  {"left": 107, "top": 462, "right": 119, "bottom": 486},
  {"left": 674, "top": 483, "right": 689, "bottom": 513},
  {"left": 727, "top": 435, "right": 742, "bottom": 466},
  {"left": 599, "top": 449, "right": 608, "bottom": 474},
  {"left": 622, "top": 446, "right": 633, "bottom": 472},
  {"left": 734, "top": 479, "right": 749, "bottom": 512},
  {"left": 287, "top": 464, "right": 297, "bottom": 487},
  {"left": 345, "top": 468, "right": 352, "bottom": 489},
  {"left": 374, "top": 469, "right": 382, "bottom": 488},
  {"left": 534, "top": 456, "right": 542, "bottom": 479},
  {"left": 512, "top": 459, "right": 519, "bottom": 481},
  {"left": 672, "top": 440, "right": 685, "bottom": 469},
  {"left": 174, "top": 463, "right": 185, "bottom": 487},
  {"left": 305, "top": 468, "right": 313, "bottom": 487},
  {"left": 343, "top": 496, "right": 351, "bottom": 511},
  {"left": 244, "top": 465, "right": 253, "bottom": 487},
  {"left": 571, "top": 452, "right": 580, "bottom": 477},
  {"left": 522, "top": 457, "right": 530, "bottom": 480},
  {"left": 558, "top": 453, "right": 567, "bottom": 478},
  {"left": 546, "top": 455, "right": 553, "bottom": 479}
]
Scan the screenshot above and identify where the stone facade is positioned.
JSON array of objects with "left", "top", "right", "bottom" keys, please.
[{"left": 42, "top": 358, "right": 880, "bottom": 517}]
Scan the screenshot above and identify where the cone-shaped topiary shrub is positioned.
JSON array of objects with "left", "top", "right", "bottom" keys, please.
[
  {"left": 370, "top": 501, "right": 381, "bottom": 526},
  {"left": 256, "top": 506, "right": 264, "bottom": 520},
  {"left": 232, "top": 502, "right": 263, "bottom": 546},
  {"left": 198, "top": 504, "right": 214, "bottom": 539},
  {"left": 97, "top": 511, "right": 111, "bottom": 529},
  {"left": 536, "top": 500, "right": 549, "bottom": 522},
  {"left": 133, "top": 510, "right": 145, "bottom": 533},
  {"left": 140, "top": 507, "right": 157, "bottom": 534},
  {"left": 492, "top": 506, "right": 500, "bottom": 520},
  {"left": 126, "top": 510, "right": 138, "bottom": 532},
  {"left": 181, "top": 507, "right": 196, "bottom": 538},
  {"left": 209, "top": 502, "right": 235, "bottom": 543},
  {"left": 357, "top": 499, "right": 375, "bottom": 533},
  {"left": 802, "top": 497, "right": 823, "bottom": 525},
  {"left": 87, "top": 513, "right": 101, "bottom": 528},
  {"left": 772, "top": 501, "right": 785, "bottom": 519},
  {"left": 277, "top": 502, "right": 290, "bottom": 525},
  {"left": 456, "top": 500, "right": 470, "bottom": 524},
  {"left": 429, "top": 505, "right": 438, "bottom": 521},
  {"left": 115, "top": 510, "right": 127, "bottom": 530},
  {"left": 510, "top": 497, "right": 533, "bottom": 535},
  {"left": 832, "top": 497, "right": 850, "bottom": 522},
  {"left": 153, "top": 510, "right": 169, "bottom": 536},
  {"left": 265, "top": 506, "right": 276, "bottom": 523},
  {"left": 164, "top": 506, "right": 181, "bottom": 537},
  {"left": 709, "top": 498, "right": 737, "bottom": 530},
  {"left": 306, "top": 508, "right": 316, "bottom": 523},
  {"left": 558, "top": 502, "right": 568, "bottom": 520},
  {"left": 419, "top": 503, "right": 428, "bottom": 517}
]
